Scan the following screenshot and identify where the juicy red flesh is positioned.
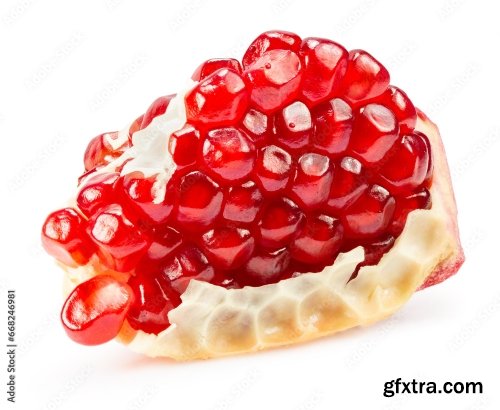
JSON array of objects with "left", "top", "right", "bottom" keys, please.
[
  {"left": 61, "top": 275, "right": 133, "bottom": 345},
  {"left": 45, "top": 31, "right": 434, "bottom": 339}
]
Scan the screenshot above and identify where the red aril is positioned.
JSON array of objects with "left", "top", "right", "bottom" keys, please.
[
  {"left": 77, "top": 172, "right": 119, "bottom": 217},
  {"left": 87, "top": 204, "right": 150, "bottom": 272},
  {"left": 312, "top": 98, "right": 353, "bottom": 155},
  {"left": 349, "top": 103, "right": 399, "bottom": 164},
  {"left": 300, "top": 37, "right": 348, "bottom": 104},
  {"left": 242, "top": 30, "right": 301, "bottom": 68},
  {"left": 42, "top": 208, "right": 94, "bottom": 267},
  {"left": 61, "top": 275, "right": 133, "bottom": 345},
  {"left": 240, "top": 247, "right": 291, "bottom": 286},
  {"left": 202, "top": 127, "right": 256, "bottom": 182},
  {"left": 241, "top": 109, "right": 271, "bottom": 146},
  {"left": 168, "top": 124, "right": 200, "bottom": 167},
  {"left": 127, "top": 270, "right": 179, "bottom": 335},
  {"left": 376, "top": 86, "right": 417, "bottom": 134},
  {"left": 290, "top": 214, "right": 343, "bottom": 263},
  {"left": 340, "top": 50, "right": 390, "bottom": 104},
  {"left": 327, "top": 157, "right": 368, "bottom": 212},
  {"left": 201, "top": 227, "right": 255, "bottom": 269},
  {"left": 255, "top": 145, "right": 293, "bottom": 193},
  {"left": 275, "top": 101, "right": 312, "bottom": 150},
  {"left": 244, "top": 49, "right": 303, "bottom": 113},
  {"left": 185, "top": 68, "right": 248, "bottom": 127},
  {"left": 223, "top": 181, "right": 263, "bottom": 224}
]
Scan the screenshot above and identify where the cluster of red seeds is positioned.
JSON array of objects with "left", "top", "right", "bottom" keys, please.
[{"left": 42, "top": 31, "right": 432, "bottom": 340}]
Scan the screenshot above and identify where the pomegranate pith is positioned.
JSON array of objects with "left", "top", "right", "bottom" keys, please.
[{"left": 44, "top": 30, "right": 441, "bottom": 341}]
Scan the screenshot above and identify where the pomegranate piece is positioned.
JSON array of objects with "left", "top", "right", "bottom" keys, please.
[
  {"left": 87, "top": 204, "right": 150, "bottom": 272},
  {"left": 43, "top": 32, "right": 466, "bottom": 350},
  {"left": 168, "top": 124, "right": 200, "bottom": 166},
  {"left": 390, "top": 189, "right": 432, "bottom": 236},
  {"left": 42, "top": 208, "right": 94, "bottom": 267},
  {"left": 244, "top": 49, "right": 303, "bottom": 113},
  {"left": 241, "top": 248, "right": 291, "bottom": 286},
  {"left": 327, "top": 157, "right": 368, "bottom": 212},
  {"left": 176, "top": 171, "right": 223, "bottom": 231},
  {"left": 379, "top": 132, "right": 430, "bottom": 195},
  {"left": 185, "top": 68, "right": 248, "bottom": 127},
  {"left": 160, "top": 245, "right": 215, "bottom": 294},
  {"left": 291, "top": 153, "right": 334, "bottom": 208},
  {"left": 223, "top": 181, "right": 263, "bottom": 224},
  {"left": 242, "top": 30, "right": 301, "bottom": 68},
  {"left": 76, "top": 172, "right": 119, "bottom": 217},
  {"left": 340, "top": 49, "right": 390, "bottom": 104},
  {"left": 201, "top": 227, "right": 255, "bottom": 269},
  {"left": 258, "top": 198, "right": 304, "bottom": 249},
  {"left": 312, "top": 98, "right": 353, "bottom": 155},
  {"left": 192, "top": 58, "right": 242, "bottom": 81},
  {"left": 119, "top": 172, "right": 174, "bottom": 226},
  {"left": 61, "top": 275, "right": 133, "bottom": 345},
  {"left": 202, "top": 127, "right": 256, "bottom": 182},
  {"left": 300, "top": 38, "right": 348, "bottom": 104},
  {"left": 349, "top": 103, "right": 399, "bottom": 164},
  {"left": 342, "top": 185, "right": 396, "bottom": 239},
  {"left": 275, "top": 101, "right": 312, "bottom": 150},
  {"left": 377, "top": 86, "right": 417, "bottom": 133},
  {"left": 255, "top": 145, "right": 293, "bottom": 193},
  {"left": 290, "top": 214, "right": 344, "bottom": 264},
  {"left": 242, "top": 109, "right": 271, "bottom": 146},
  {"left": 127, "top": 270, "right": 180, "bottom": 335},
  {"left": 140, "top": 94, "right": 175, "bottom": 130}
]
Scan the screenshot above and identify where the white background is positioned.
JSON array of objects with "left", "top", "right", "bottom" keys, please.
[{"left": 1, "top": 0, "right": 499, "bottom": 409}]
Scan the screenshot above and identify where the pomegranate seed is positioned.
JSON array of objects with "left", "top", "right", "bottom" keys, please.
[
  {"left": 168, "top": 124, "right": 200, "bottom": 166},
  {"left": 390, "top": 189, "right": 432, "bottom": 235},
  {"left": 327, "top": 157, "right": 368, "bottom": 212},
  {"left": 291, "top": 214, "right": 344, "bottom": 264},
  {"left": 340, "top": 50, "right": 390, "bottom": 104},
  {"left": 160, "top": 245, "right": 215, "bottom": 294},
  {"left": 223, "top": 181, "right": 263, "bottom": 223},
  {"left": 255, "top": 145, "right": 293, "bottom": 193},
  {"left": 185, "top": 68, "right": 248, "bottom": 127},
  {"left": 349, "top": 103, "right": 399, "bottom": 164},
  {"left": 291, "top": 153, "right": 334, "bottom": 208},
  {"left": 244, "top": 49, "right": 303, "bottom": 113},
  {"left": 119, "top": 172, "right": 174, "bottom": 226},
  {"left": 312, "top": 98, "right": 353, "bottom": 155},
  {"left": 258, "top": 198, "right": 304, "bottom": 249},
  {"left": 42, "top": 208, "right": 94, "bottom": 267},
  {"left": 140, "top": 94, "right": 175, "bottom": 130},
  {"left": 61, "top": 275, "right": 133, "bottom": 345},
  {"left": 275, "top": 101, "right": 312, "bottom": 150},
  {"left": 176, "top": 171, "right": 223, "bottom": 231},
  {"left": 77, "top": 172, "right": 119, "bottom": 217},
  {"left": 377, "top": 86, "right": 416, "bottom": 133},
  {"left": 241, "top": 248, "right": 291, "bottom": 286},
  {"left": 127, "top": 269, "right": 180, "bottom": 335},
  {"left": 87, "top": 204, "right": 150, "bottom": 272},
  {"left": 192, "top": 58, "right": 242, "bottom": 81},
  {"left": 202, "top": 127, "right": 256, "bottom": 182},
  {"left": 242, "top": 109, "right": 271, "bottom": 146},
  {"left": 379, "top": 132, "right": 430, "bottom": 195},
  {"left": 84, "top": 131, "right": 125, "bottom": 171},
  {"left": 143, "top": 226, "right": 183, "bottom": 262},
  {"left": 242, "top": 30, "right": 301, "bottom": 68},
  {"left": 342, "top": 185, "right": 395, "bottom": 239},
  {"left": 300, "top": 38, "right": 348, "bottom": 104},
  {"left": 201, "top": 227, "right": 255, "bottom": 269}
]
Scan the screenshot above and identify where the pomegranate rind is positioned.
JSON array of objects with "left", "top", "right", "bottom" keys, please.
[{"left": 60, "top": 109, "right": 463, "bottom": 360}]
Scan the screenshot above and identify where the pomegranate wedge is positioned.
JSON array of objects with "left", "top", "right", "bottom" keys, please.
[{"left": 42, "top": 31, "right": 463, "bottom": 360}]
